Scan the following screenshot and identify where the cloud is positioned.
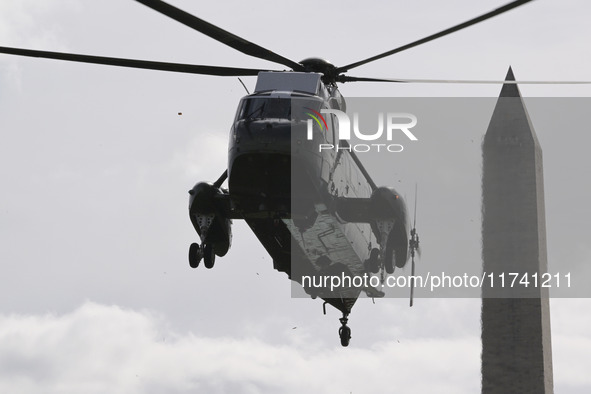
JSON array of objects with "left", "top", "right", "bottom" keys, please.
[
  {"left": 0, "top": 299, "right": 586, "bottom": 394},
  {"left": 0, "top": 302, "right": 482, "bottom": 394},
  {"left": 550, "top": 299, "right": 591, "bottom": 392},
  {"left": 0, "top": 0, "right": 77, "bottom": 48},
  {"left": 1, "top": 301, "right": 589, "bottom": 393}
]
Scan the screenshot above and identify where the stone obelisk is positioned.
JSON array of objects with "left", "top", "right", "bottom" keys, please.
[{"left": 481, "top": 67, "right": 553, "bottom": 393}]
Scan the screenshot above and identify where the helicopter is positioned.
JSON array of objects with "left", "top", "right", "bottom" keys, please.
[{"left": 1, "top": 0, "right": 569, "bottom": 347}]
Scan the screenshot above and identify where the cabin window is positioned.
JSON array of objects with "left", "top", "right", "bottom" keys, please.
[{"left": 236, "top": 98, "right": 291, "bottom": 121}]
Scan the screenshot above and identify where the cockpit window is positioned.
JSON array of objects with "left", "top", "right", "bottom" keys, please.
[{"left": 236, "top": 98, "right": 291, "bottom": 121}]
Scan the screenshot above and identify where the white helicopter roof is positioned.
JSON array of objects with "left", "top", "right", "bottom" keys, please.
[{"left": 254, "top": 72, "right": 321, "bottom": 95}]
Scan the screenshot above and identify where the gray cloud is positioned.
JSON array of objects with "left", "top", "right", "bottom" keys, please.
[
  {"left": 0, "top": 301, "right": 589, "bottom": 393},
  {"left": 0, "top": 302, "right": 480, "bottom": 393}
]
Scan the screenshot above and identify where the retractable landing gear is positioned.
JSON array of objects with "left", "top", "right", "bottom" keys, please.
[
  {"left": 338, "top": 314, "right": 351, "bottom": 347},
  {"left": 203, "top": 243, "right": 215, "bottom": 269},
  {"left": 189, "top": 243, "right": 202, "bottom": 268},
  {"left": 188, "top": 242, "right": 215, "bottom": 269}
]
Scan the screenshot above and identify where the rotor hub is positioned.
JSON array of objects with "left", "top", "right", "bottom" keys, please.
[{"left": 299, "top": 58, "right": 338, "bottom": 82}]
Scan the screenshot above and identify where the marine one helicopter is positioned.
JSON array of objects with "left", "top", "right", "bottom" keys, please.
[{"left": 1, "top": 0, "right": 559, "bottom": 346}]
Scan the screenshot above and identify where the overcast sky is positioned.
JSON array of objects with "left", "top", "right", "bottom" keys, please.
[{"left": 0, "top": 0, "right": 590, "bottom": 393}]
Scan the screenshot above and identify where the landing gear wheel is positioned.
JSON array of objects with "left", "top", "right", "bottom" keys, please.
[
  {"left": 384, "top": 235, "right": 395, "bottom": 274},
  {"left": 188, "top": 242, "right": 202, "bottom": 268},
  {"left": 203, "top": 243, "right": 215, "bottom": 269},
  {"left": 384, "top": 250, "right": 395, "bottom": 274},
  {"left": 339, "top": 325, "right": 351, "bottom": 347},
  {"left": 338, "top": 315, "right": 351, "bottom": 347},
  {"left": 369, "top": 248, "right": 380, "bottom": 273}
]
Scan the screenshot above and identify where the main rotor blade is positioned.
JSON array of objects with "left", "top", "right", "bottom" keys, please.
[
  {"left": 0, "top": 46, "right": 274, "bottom": 76},
  {"left": 340, "top": 75, "right": 591, "bottom": 84},
  {"left": 134, "top": 0, "right": 303, "bottom": 71},
  {"left": 336, "top": 0, "right": 534, "bottom": 73}
]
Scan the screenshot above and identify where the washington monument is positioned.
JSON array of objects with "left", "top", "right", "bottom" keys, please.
[{"left": 481, "top": 67, "right": 554, "bottom": 393}]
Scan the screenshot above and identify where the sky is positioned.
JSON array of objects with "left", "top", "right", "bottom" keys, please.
[{"left": 0, "top": 0, "right": 590, "bottom": 393}]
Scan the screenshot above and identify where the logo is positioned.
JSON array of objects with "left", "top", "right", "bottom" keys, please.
[
  {"left": 305, "top": 109, "right": 418, "bottom": 153},
  {"left": 304, "top": 107, "right": 327, "bottom": 131}
]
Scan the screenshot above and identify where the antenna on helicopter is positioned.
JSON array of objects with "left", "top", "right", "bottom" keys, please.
[
  {"left": 409, "top": 184, "right": 420, "bottom": 307},
  {"left": 238, "top": 78, "right": 250, "bottom": 95}
]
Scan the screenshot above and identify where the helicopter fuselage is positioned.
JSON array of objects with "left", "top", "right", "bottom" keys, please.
[{"left": 190, "top": 71, "right": 409, "bottom": 314}]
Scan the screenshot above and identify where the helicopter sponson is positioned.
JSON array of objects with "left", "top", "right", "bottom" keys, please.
[
  {"left": 188, "top": 182, "right": 232, "bottom": 258},
  {"left": 370, "top": 187, "right": 409, "bottom": 268},
  {"left": 335, "top": 186, "right": 409, "bottom": 270}
]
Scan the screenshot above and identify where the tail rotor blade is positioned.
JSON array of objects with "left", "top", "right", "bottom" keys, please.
[
  {"left": 410, "top": 254, "right": 415, "bottom": 307},
  {"left": 409, "top": 183, "right": 419, "bottom": 307},
  {"left": 413, "top": 184, "right": 418, "bottom": 229}
]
